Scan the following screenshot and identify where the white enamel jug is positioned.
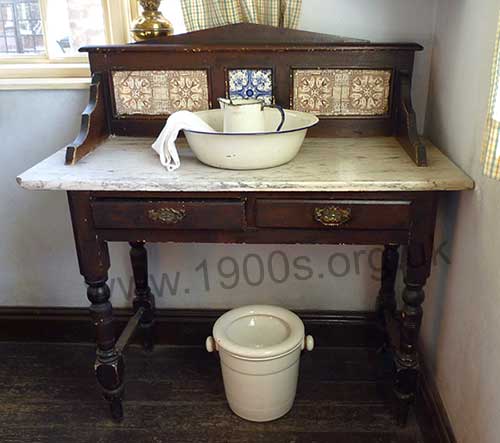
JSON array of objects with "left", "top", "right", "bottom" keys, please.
[{"left": 218, "top": 98, "right": 285, "bottom": 133}]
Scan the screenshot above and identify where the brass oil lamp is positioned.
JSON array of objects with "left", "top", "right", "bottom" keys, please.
[{"left": 131, "top": 0, "right": 174, "bottom": 41}]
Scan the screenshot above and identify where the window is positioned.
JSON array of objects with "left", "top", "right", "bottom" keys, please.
[
  {"left": 0, "top": 0, "right": 44, "bottom": 54},
  {"left": 0, "top": 0, "right": 126, "bottom": 60},
  {"left": 43, "top": 0, "right": 107, "bottom": 58},
  {"left": 0, "top": 0, "right": 187, "bottom": 88},
  {"left": 0, "top": 0, "right": 156, "bottom": 87}
]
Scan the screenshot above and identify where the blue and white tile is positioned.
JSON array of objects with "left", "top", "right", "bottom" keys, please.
[{"left": 228, "top": 69, "right": 273, "bottom": 104}]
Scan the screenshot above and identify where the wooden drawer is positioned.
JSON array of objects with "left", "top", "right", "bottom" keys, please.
[
  {"left": 91, "top": 199, "right": 246, "bottom": 230},
  {"left": 255, "top": 199, "right": 411, "bottom": 230}
]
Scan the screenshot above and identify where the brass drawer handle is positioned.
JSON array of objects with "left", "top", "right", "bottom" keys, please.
[
  {"left": 148, "top": 207, "right": 186, "bottom": 224},
  {"left": 314, "top": 206, "right": 352, "bottom": 227}
]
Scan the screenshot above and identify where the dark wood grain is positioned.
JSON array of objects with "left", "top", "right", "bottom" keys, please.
[
  {"left": 0, "top": 342, "right": 435, "bottom": 443},
  {"left": 97, "top": 227, "right": 410, "bottom": 244},
  {"left": 396, "top": 73, "right": 427, "bottom": 166},
  {"left": 80, "top": 23, "right": 422, "bottom": 51},
  {"left": 100, "top": 46, "right": 417, "bottom": 141},
  {"left": 91, "top": 199, "right": 246, "bottom": 230},
  {"left": 68, "top": 191, "right": 124, "bottom": 421},
  {"left": 255, "top": 199, "right": 411, "bottom": 230},
  {"left": 63, "top": 24, "right": 426, "bottom": 165},
  {"left": 140, "top": 23, "right": 369, "bottom": 45},
  {"left": 87, "top": 192, "right": 427, "bottom": 245},
  {"left": 0, "top": 308, "right": 384, "bottom": 348},
  {"left": 129, "top": 242, "right": 155, "bottom": 351},
  {"left": 64, "top": 73, "right": 109, "bottom": 165},
  {"left": 67, "top": 188, "right": 437, "bottom": 423},
  {"left": 376, "top": 244, "right": 400, "bottom": 346},
  {"left": 394, "top": 193, "right": 438, "bottom": 424}
]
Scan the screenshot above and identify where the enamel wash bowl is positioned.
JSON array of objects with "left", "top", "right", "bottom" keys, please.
[{"left": 184, "top": 109, "right": 319, "bottom": 170}]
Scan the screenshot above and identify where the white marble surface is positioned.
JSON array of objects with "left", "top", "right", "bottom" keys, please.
[{"left": 17, "top": 136, "right": 474, "bottom": 192}]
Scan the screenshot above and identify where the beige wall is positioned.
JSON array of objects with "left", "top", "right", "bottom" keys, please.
[{"left": 423, "top": 0, "right": 500, "bottom": 442}]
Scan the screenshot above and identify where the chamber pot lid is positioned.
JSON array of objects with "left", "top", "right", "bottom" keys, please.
[{"left": 213, "top": 305, "right": 305, "bottom": 359}]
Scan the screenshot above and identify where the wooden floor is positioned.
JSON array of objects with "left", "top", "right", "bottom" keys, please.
[{"left": 0, "top": 342, "right": 436, "bottom": 443}]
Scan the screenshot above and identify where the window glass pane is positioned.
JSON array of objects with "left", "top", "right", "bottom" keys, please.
[
  {"left": 16, "top": 2, "right": 29, "bottom": 20},
  {"left": 45, "top": 0, "right": 106, "bottom": 57},
  {"left": 5, "top": 35, "right": 16, "bottom": 50},
  {"left": 0, "top": 0, "right": 44, "bottom": 55},
  {"left": 1, "top": 5, "right": 14, "bottom": 21},
  {"left": 29, "top": 2, "right": 39, "bottom": 19},
  {"left": 4, "top": 20, "right": 15, "bottom": 35}
]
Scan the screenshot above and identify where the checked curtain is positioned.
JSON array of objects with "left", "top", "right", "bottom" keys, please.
[
  {"left": 482, "top": 13, "right": 500, "bottom": 180},
  {"left": 180, "top": 0, "right": 302, "bottom": 32}
]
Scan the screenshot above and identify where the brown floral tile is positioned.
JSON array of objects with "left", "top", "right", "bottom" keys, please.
[
  {"left": 112, "top": 70, "right": 209, "bottom": 116},
  {"left": 292, "top": 69, "right": 392, "bottom": 116}
]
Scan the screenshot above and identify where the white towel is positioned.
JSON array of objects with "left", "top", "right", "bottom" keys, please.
[{"left": 152, "top": 110, "right": 215, "bottom": 171}]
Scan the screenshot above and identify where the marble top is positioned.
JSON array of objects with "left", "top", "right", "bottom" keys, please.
[{"left": 17, "top": 136, "right": 473, "bottom": 192}]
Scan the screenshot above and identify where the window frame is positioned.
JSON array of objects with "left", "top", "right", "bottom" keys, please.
[{"left": 0, "top": 0, "right": 137, "bottom": 86}]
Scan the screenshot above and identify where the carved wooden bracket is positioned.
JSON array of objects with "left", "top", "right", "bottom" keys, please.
[
  {"left": 396, "top": 73, "right": 427, "bottom": 167},
  {"left": 65, "top": 73, "right": 109, "bottom": 165}
]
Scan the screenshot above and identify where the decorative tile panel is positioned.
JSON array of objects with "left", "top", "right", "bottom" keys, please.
[
  {"left": 292, "top": 69, "right": 392, "bottom": 116},
  {"left": 112, "top": 70, "right": 209, "bottom": 116},
  {"left": 228, "top": 69, "right": 273, "bottom": 105}
]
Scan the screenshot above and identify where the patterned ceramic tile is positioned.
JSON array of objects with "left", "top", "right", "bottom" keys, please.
[
  {"left": 112, "top": 70, "right": 209, "bottom": 116},
  {"left": 228, "top": 69, "right": 273, "bottom": 105},
  {"left": 292, "top": 69, "right": 392, "bottom": 116}
]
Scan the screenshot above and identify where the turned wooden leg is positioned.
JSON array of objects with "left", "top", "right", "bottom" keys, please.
[
  {"left": 393, "top": 194, "right": 437, "bottom": 426},
  {"left": 129, "top": 241, "right": 156, "bottom": 351},
  {"left": 68, "top": 191, "right": 124, "bottom": 421},
  {"left": 87, "top": 278, "right": 124, "bottom": 421},
  {"left": 394, "top": 278, "right": 425, "bottom": 425},
  {"left": 376, "top": 244, "right": 400, "bottom": 329},
  {"left": 394, "top": 241, "right": 432, "bottom": 424}
]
